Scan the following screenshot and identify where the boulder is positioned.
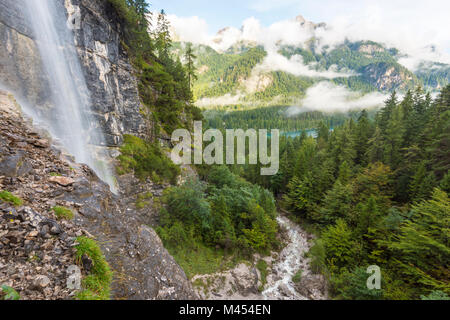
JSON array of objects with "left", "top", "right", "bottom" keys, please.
[{"left": 48, "top": 176, "right": 75, "bottom": 187}]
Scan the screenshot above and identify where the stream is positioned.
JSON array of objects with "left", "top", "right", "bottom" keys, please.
[
  {"left": 262, "top": 215, "right": 315, "bottom": 300},
  {"left": 192, "top": 213, "right": 327, "bottom": 300}
]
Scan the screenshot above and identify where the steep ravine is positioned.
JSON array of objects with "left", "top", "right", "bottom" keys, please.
[{"left": 192, "top": 214, "right": 328, "bottom": 300}]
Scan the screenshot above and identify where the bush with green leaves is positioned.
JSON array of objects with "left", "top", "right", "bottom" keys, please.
[
  {"left": 331, "top": 267, "right": 384, "bottom": 300},
  {"left": 256, "top": 260, "right": 268, "bottom": 291},
  {"left": 1, "top": 285, "right": 20, "bottom": 300},
  {"left": 117, "top": 134, "right": 180, "bottom": 184},
  {"left": 421, "top": 290, "right": 450, "bottom": 300}
]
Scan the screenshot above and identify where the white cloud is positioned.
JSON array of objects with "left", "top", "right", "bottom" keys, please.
[
  {"left": 165, "top": 0, "right": 450, "bottom": 69},
  {"left": 166, "top": 14, "right": 210, "bottom": 44},
  {"left": 286, "top": 81, "right": 387, "bottom": 115},
  {"left": 195, "top": 93, "right": 244, "bottom": 108},
  {"left": 254, "top": 51, "right": 354, "bottom": 79},
  {"left": 312, "top": 1, "right": 450, "bottom": 69},
  {"left": 166, "top": 14, "right": 353, "bottom": 78}
]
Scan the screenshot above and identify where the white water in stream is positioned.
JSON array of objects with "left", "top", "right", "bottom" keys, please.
[
  {"left": 24, "top": 0, "right": 117, "bottom": 193},
  {"left": 262, "top": 215, "right": 325, "bottom": 300}
]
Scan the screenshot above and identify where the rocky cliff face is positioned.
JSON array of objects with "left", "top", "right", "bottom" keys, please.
[
  {"left": 0, "top": 0, "right": 148, "bottom": 147},
  {"left": 0, "top": 0, "right": 197, "bottom": 300},
  {"left": 362, "top": 62, "right": 417, "bottom": 91},
  {"left": 0, "top": 90, "right": 196, "bottom": 299},
  {"left": 0, "top": 0, "right": 49, "bottom": 109},
  {"left": 67, "top": 0, "right": 149, "bottom": 146}
]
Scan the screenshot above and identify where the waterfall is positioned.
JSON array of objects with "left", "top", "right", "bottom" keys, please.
[{"left": 25, "top": 0, "right": 117, "bottom": 193}]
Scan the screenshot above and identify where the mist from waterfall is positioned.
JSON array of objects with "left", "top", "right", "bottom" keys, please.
[{"left": 25, "top": 0, "right": 117, "bottom": 193}]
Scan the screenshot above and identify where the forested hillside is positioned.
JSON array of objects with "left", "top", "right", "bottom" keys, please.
[
  {"left": 107, "top": 1, "right": 450, "bottom": 300},
  {"left": 224, "top": 85, "right": 450, "bottom": 299},
  {"left": 205, "top": 106, "right": 375, "bottom": 132},
  {"left": 108, "top": 0, "right": 202, "bottom": 134},
  {"left": 173, "top": 38, "right": 449, "bottom": 108}
]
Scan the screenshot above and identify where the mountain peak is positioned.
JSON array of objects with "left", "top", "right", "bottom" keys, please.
[
  {"left": 295, "top": 14, "right": 306, "bottom": 24},
  {"left": 295, "top": 14, "right": 326, "bottom": 29}
]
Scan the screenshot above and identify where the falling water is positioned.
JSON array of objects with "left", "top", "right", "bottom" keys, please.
[{"left": 25, "top": 0, "right": 117, "bottom": 193}]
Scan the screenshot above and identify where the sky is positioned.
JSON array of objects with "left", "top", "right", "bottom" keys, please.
[{"left": 148, "top": 0, "right": 450, "bottom": 59}]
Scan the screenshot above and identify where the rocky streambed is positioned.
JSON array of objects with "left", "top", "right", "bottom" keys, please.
[{"left": 192, "top": 215, "right": 328, "bottom": 300}]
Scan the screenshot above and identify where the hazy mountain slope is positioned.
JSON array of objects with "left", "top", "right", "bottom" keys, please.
[{"left": 172, "top": 15, "right": 449, "bottom": 109}]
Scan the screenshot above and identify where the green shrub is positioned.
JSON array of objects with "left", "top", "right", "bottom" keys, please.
[
  {"left": 1, "top": 285, "right": 20, "bottom": 300},
  {"left": 421, "top": 290, "right": 450, "bottom": 300},
  {"left": 52, "top": 206, "right": 74, "bottom": 220},
  {"left": 117, "top": 134, "right": 180, "bottom": 184},
  {"left": 256, "top": 260, "right": 268, "bottom": 291},
  {"left": 163, "top": 242, "right": 239, "bottom": 279},
  {"left": 136, "top": 192, "right": 153, "bottom": 209},
  {"left": 0, "top": 191, "right": 23, "bottom": 207},
  {"left": 74, "top": 237, "right": 112, "bottom": 300},
  {"left": 331, "top": 267, "right": 384, "bottom": 300},
  {"left": 308, "top": 239, "right": 327, "bottom": 274},
  {"left": 292, "top": 269, "right": 303, "bottom": 283}
]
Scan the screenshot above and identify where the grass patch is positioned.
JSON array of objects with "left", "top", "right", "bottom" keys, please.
[
  {"left": 74, "top": 236, "right": 112, "bottom": 300},
  {"left": 292, "top": 269, "right": 303, "bottom": 283},
  {"left": 52, "top": 206, "right": 74, "bottom": 220},
  {"left": 49, "top": 172, "right": 61, "bottom": 177},
  {"left": 256, "top": 260, "right": 268, "bottom": 292},
  {"left": 0, "top": 191, "right": 23, "bottom": 207}
]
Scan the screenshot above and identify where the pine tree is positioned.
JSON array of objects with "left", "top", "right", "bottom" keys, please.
[
  {"left": 366, "top": 126, "right": 384, "bottom": 163},
  {"left": 337, "top": 161, "right": 351, "bottom": 184},
  {"left": 319, "top": 180, "right": 353, "bottom": 224},
  {"left": 379, "top": 91, "right": 398, "bottom": 133},
  {"left": 424, "top": 85, "right": 450, "bottom": 179},
  {"left": 331, "top": 123, "right": 356, "bottom": 171},
  {"left": 440, "top": 171, "right": 450, "bottom": 193},
  {"left": 383, "top": 105, "right": 405, "bottom": 169},
  {"left": 155, "top": 10, "right": 172, "bottom": 62},
  {"left": 184, "top": 43, "right": 198, "bottom": 90},
  {"left": 409, "top": 162, "right": 436, "bottom": 201},
  {"left": 389, "top": 189, "right": 450, "bottom": 294},
  {"left": 354, "top": 109, "right": 373, "bottom": 166}
]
